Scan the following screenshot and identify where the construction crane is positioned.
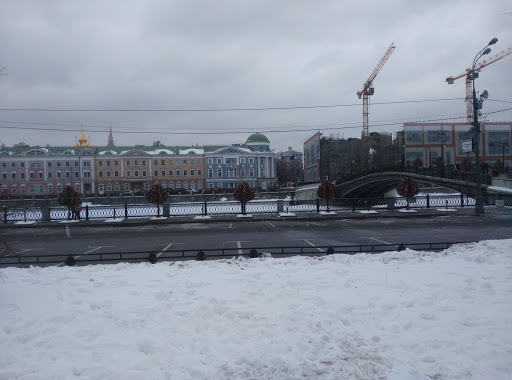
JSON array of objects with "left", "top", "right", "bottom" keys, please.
[
  {"left": 446, "top": 47, "right": 512, "bottom": 123},
  {"left": 357, "top": 42, "right": 396, "bottom": 143}
]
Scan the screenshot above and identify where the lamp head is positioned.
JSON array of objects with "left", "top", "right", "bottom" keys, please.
[
  {"left": 488, "top": 38, "right": 498, "bottom": 45},
  {"left": 482, "top": 47, "right": 491, "bottom": 55},
  {"left": 480, "top": 90, "right": 489, "bottom": 99}
]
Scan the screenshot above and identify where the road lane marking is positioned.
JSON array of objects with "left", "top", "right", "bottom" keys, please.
[
  {"left": 55, "top": 246, "right": 103, "bottom": 267},
  {"left": 268, "top": 222, "right": 276, "bottom": 228},
  {"left": 157, "top": 243, "right": 173, "bottom": 258},
  {"left": 302, "top": 239, "right": 325, "bottom": 253},
  {"left": 236, "top": 241, "right": 243, "bottom": 255},
  {"left": 138, "top": 226, "right": 151, "bottom": 231},
  {"left": 369, "top": 237, "right": 391, "bottom": 244},
  {"left": 229, "top": 223, "right": 232, "bottom": 229}
]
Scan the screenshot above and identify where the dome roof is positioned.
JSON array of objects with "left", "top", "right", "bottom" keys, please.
[{"left": 246, "top": 133, "right": 269, "bottom": 144}]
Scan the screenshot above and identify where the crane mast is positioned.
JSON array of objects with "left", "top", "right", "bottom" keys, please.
[
  {"left": 446, "top": 47, "right": 511, "bottom": 123},
  {"left": 357, "top": 42, "right": 396, "bottom": 143}
]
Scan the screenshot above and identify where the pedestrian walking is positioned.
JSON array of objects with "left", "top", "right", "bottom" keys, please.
[{"left": 74, "top": 203, "right": 82, "bottom": 220}]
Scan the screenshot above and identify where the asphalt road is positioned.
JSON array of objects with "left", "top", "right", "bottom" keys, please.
[{"left": 1, "top": 209, "right": 511, "bottom": 266}]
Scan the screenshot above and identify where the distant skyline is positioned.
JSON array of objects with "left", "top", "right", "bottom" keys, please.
[{"left": 1, "top": 0, "right": 511, "bottom": 152}]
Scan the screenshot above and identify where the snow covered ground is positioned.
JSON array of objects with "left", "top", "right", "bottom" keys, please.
[{"left": 1, "top": 239, "right": 511, "bottom": 379}]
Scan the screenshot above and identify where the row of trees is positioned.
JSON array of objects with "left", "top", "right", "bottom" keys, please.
[{"left": 58, "top": 177, "right": 420, "bottom": 219}]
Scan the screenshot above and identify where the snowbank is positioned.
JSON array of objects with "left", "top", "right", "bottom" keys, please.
[{"left": 1, "top": 239, "right": 511, "bottom": 379}]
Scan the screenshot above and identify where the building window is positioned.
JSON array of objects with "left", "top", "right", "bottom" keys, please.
[
  {"left": 176, "top": 169, "right": 181, "bottom": 176},
  {"left": 74, "top": 162, "right": 79, "bottom": 167},
  {"left": 99, "top": 184, "right": 104, "bottom": 193},
  {"left": 106, "top": 160, "right": 110, "bottom": 166},
  {"left": 208, "top": 158, "right": 213, "bottom": 164},
  {"left": 66, "top": 171, "right": 70, "bottom": 178},
  {"left": 30, "top": 185, "right": 35, "bottom": 193},
  {"left": 48, "top": 172, "right": 53, "bottom": 178},
  {"left": 57, "top": 172, "right": 62, "bottom": 178},
  {"left": 126, "top": 170, "right": 131, "bottom": 176},
  {"left": 47, "top": 162, "right": 52, "bottom": 167},
  {"left": 249, "top": 168, "right": 255, "bottom": 177},
  {"left": 134, "top": 170, "right": 139, "bottom": 177},
  {"left": 10, "top": 172, "right": 15, "bottom": 179},
  {"left": 21, "top": 172, "right": 25, "bottom": 179},
  {"left": 154, "top": 160, "right": 158, "bottom": 165},
  {"left": 183, "top": 160, "right": 187, "bottom": 165},
  {"left": 154, "top": 170, "right": 158, "bottom": 176},
  {"left": 74, "top": 172, "right": 79, "bottom": 178},
  {"left": 240, "top": 158, "right": 245, "bottom": 163},
  {"left": 57, "top": 184, "right": 61, "bottom": 193},
  {"left": 48, "top": 184, "right": 53, "bottom": 193},
  {"left": 21, "top": 162, "right": 25, "bottom": 168},
  {"left": 134, "top": 160, "right": 138, "bottom": 166},
  {"left": 161, "top": 170, "right": 165, "bottom": 176},
  {"left": 142, "top": 170, "right": 147, "bottom": 177},
  {"left": 38, "top": 172, "right": 43, "bottom": 179},
  {"left": 12, "top": 185, "right": 17, "bottom": 194},
  {"left": 57, "top": 162, "right": 61, "bottom": 167},
  {"left": 30, "top": 172, "right": 34, "bottom": 179},
  {"left": 217, "top": 158, "right": 222, "bottom": 164},
  {"left": 249, "top": 158, "right": 254, "bottom": 164},
  {"left": 115, "top": 183, "right": 120, "bottom": 191},
  {"left": 98, "top": 161, "right": 103, "bottom": 167},
  {"left": 106, "top": 170, "right": 111, "bottom": 177},
  {"left": 209, "top": 183, "right": 214, "bottom": 189},
  {"left": 99, "top": 172, "right": 103, "bottom": 178},
  {"left": 169, "top": 170, "right": 173, "bottom": 176},
  {"left": 1, "top": 163, "right": 5, "bottom": 168},
  {"left": 124, "top": 183, "right": 129, "bottom": 191},
  {"left": 191, "top": 169, "right": 195, "bottom": 176},
  {"left": 11, "top": 162, "right": 15, "bottom": 168},
  {"left": 142, "top": 160, "right": 146, "bottom": 166},
  {"left": 176, "top": 181, "right": 181, "bottom": 189},
  {"left": 114, "top": 161, "right": 119, "bottom": 166},
  {"left": 126, "top": 160, "right": 131, "bottom": 166},
  {"left": 75, "top": 184, "right": 80, "bottom": 192},
  {"left": 161, "top": 160, "right": 165, "bottom": 165},
  {"left": 2, "top": 173, "right": 6, "bottom": 179},
  {"left": 208, "top": 169, "right": 213, "bottom": 178},
  {"left": 21, "top": 185, "right": 26, "bottom": 194},
  {"left": 169, "top": 182, "right": 174, "bottom": 189},
  {"left": 198, "top": 169, "right": 202, "bottom": 176},
  {"left": 144, "top": 183, "right": 149, "bottom": 190},
  {"left": 198, "top": 182, "right": 202, "bottom": 190},
  {"left": 183, "top": 170, "right": 187, "bottom": 176},
  {"left": 115, "top": 171, "right": 119, "bottom": 177},
  {"left": 39, "top": 185, "right": 44, "bottom": 193},
  {"left": 190, "top": 181, "right": 195, "bottom": 190},
  {"left": 107, "top": 183, "right": 112, "bottom": 192},
  {"left": 184, "top": 181, "right": 188, "bottom": 189},
  {"left": 217, "top": 169, "right": 222, "bottom": 177},
  {"left": 84, "top": 161, "right": 91, "bottom": 167},
  {"left": 190, "top": 160, "right": 194, "bottom": 166},
  {"left": 228, "top": 169, "right": 235, "bottom": 177},
  {"left": 176, "top": 160, "right": 180, "bottom": 166},
  {"left": 197, "top": 160, "right": 201, "bottom": 166},
  {"left": 83, "top": 171, "right": 91, "bottom": 178}
]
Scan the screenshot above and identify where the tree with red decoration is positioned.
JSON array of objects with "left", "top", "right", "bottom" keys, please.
[
  {"left": 146, "top": 184, "right": 169, "bottom": 217},
  {"left": 413, "top": 157, "right": 423, "bottom": 172},
  {"left": 234, "top": 182, "right": 255, "bottom": 215},
  {"left": 58, "top": 186, "right": 81, "bottom": 220},
  {"left": 396, "top": 178, "right": 419, "bottom": 210},
  {"left": 317, "top": 179, "right": 337, "bottom": 212}
]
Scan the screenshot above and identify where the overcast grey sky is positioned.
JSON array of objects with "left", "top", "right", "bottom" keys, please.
[{"left": 1, "top": 0, "right": 511, "bottom": 152}]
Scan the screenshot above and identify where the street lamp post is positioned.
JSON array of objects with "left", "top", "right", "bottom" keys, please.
[
  {"left": 502, "top": 140, "right": 509, "bottom": 173},
  {"left": 472, "top": 37, "right": 498, "bottom": 215}
]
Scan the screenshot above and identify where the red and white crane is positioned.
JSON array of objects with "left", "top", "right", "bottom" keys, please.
[
  {"left": 357, "top": 42, "right": 396, "bottom": 143},
  {"left": 446, "top": 47, "right": 512, "bottom": 124}
]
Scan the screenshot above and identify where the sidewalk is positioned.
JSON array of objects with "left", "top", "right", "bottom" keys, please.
[{"left": 3, "top": 206, "right": 509, "bottom": 229}]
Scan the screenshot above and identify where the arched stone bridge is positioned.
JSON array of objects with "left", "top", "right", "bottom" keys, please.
[{"left": 337, "top": 172, "right": 491, "bottom": 199}]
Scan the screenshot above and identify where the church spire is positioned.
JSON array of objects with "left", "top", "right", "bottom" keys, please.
[{"left": 107, "top": 122, "right": 115, "bottom": 147}]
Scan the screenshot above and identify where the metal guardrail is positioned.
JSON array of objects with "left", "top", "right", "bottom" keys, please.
[
  {"left": 2, "top": 194, "right": 510, "bottom": 223},
  {"left": 0, "top": 241, "right": 471, "bottom": 267}
]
